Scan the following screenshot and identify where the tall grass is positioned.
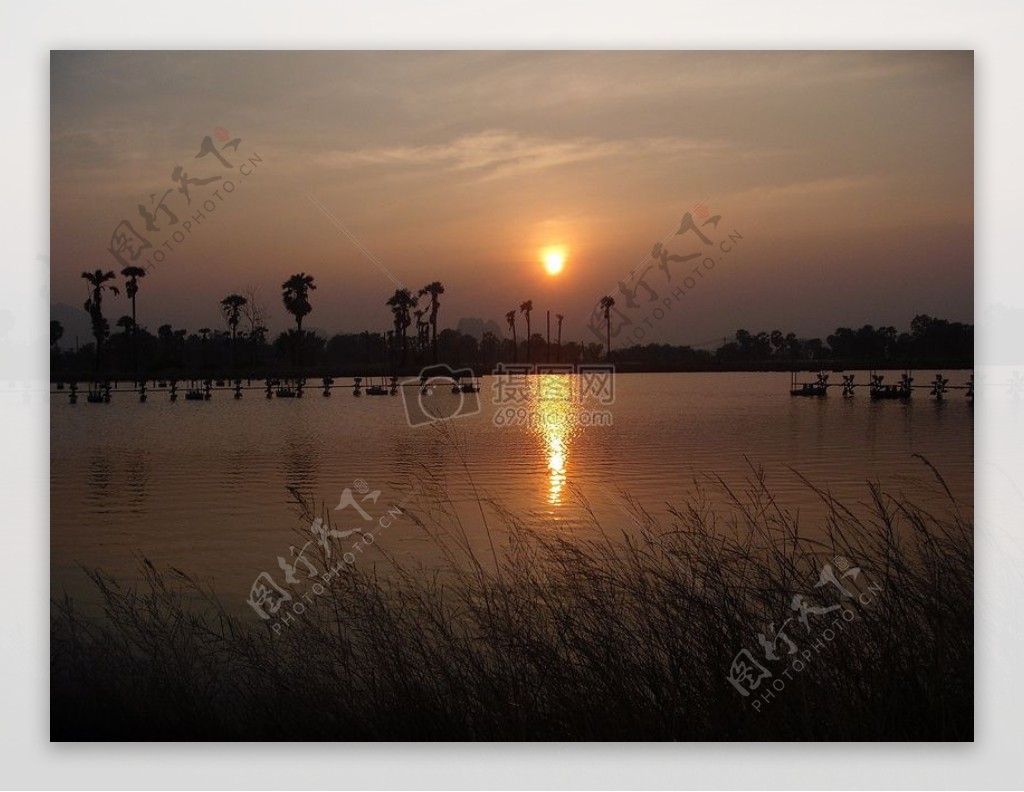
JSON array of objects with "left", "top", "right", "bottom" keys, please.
[{"left": 51, "top": 454, "right": 972, "bottom": 741}]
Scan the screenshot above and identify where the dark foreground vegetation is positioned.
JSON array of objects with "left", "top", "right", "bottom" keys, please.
[{"left": 51, "top": 460, "right": 972, "bottom": 741}]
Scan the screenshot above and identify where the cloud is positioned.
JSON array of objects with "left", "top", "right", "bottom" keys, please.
[
  {"left": 726, "top": 175, "right": 884, "bottom": 203},
  {"left": 315, "top": 130, "right": 730, "bottom": 181}
]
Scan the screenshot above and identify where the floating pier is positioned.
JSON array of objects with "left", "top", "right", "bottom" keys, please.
[
  {"left": 53, "top": 372, "right": 484, "bottom": 404},
  {"left": 789, "top": 371, "right": 973, "bottom": 401}
]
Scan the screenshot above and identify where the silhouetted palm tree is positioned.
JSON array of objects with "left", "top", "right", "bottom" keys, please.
[
  {"left": 81, "top": 269, "right": 120, "bottom": 371},
  {"left": 520, "top": 300, "right": 533, "bottom": 362},
  {"left": 282, "top": 273, "right": 316, "bottom": 333},
  {"left": 121, "top": 267, "right": 145, "bottom": 327},
  {"left": 413, "top": 308, "right": 428, "bottom": 357},
  {"left": 505, "top": 309, "right": 518, "bottom": 363},
  {"left": 220, "top": 294, "right": 247, "bottom": 340},
  {"left": 418, "top": 281, "right": 445, "bottom": 364},
  {"left": 555, "top": 313, "right": 564, "bottom": 363},
  {"left": 121, "top": 266, "right": 145, "bottom": 373},
  {"left": 386, "top": 288, "right": 418, "bottom": 367},
  {"left": 282, "top": 273, "right": 316, "bottom": 366},
  {"left": 221, "top": 293, "right": 248, "bottom": 369},
  {"left": 599, "top": 296, "right": 616, "bottom": 361}
]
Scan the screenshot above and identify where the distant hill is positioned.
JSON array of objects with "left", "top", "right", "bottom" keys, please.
[
  {"left": 50, "top": 303, "right": 92, "bottom": 349},
  {"left": 456, "top": 317, "right": 503, "bottom": 340}
]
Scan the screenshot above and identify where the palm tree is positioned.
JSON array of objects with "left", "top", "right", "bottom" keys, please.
[
  {"left": 520, "top": 300, "right": 533, "bottom": 362},
  {"left": 120, "top": 267, "right": 145, "bottom": 328},
  {"left": 505, "top": 309, "right": 518, "bottom": 363},
  {"left": 81, "top": 269, "right": 120, "bottom": 371},
  {"left": 220, "top": 294, "right": 247, "bottom": 340},
  {"left": 417, "top": 281, "right": 445, "bottom": 364},
  {"left": 599, "top": 296, "right": 616, "bottom": 361},
  {"left": 385, "top": 288, "right": 418, "bottom": 367},
  {"left": 282, "top": 273, "right": 316, "bottom": 366},
  {"left": 413, "top": 308, "right": 428, "bottom": 357},
  {"left": 220, "top": 293, "right": 248, "bottom": 369},
  {"left": 555, "top": 314, "right": 564, "bottom": 363},
  {"left": 121, "top": 266, "right": 146, "bottom": 373},
  {"left": 282, "top": 273, "right": 316, "bottom": 333}
]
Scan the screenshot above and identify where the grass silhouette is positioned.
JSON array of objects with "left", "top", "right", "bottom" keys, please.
[{"left": 51, "top": 449, "right": 972, "bottom": 741}]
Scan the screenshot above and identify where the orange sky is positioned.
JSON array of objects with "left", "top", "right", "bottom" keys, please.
[{"left": 50, "top": 51, "right": 973, "bottom": 346}]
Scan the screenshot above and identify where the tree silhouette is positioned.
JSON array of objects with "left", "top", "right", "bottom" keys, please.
[
  {"left": 282, "top": 273, "right": 316, "bottom": 333},
  {"left": 520, "top": 300, "right": 533, "bottom": 362},
  {"left": 220, "top": 294, "right": 247, "bottom": 340},
  {"left": 50, "top": 308, "right": 973, "bottom": 378},
  {"left": 220, "top": 293, "right": 248, "bottom": 370},
  {"left": 121, "top": 266, "right": 146, "bottom": 374},
  {"left": 413, "top": 308, "right": 428, "bottom": 357},
  {"left": 282, "top": 273, "right": 316, "bottom": 367},
  {"left": 481, "top": 330, "right": 498, "bottom": 368},
  {"left": 386, "top": 288, "right": 418, "bottom": 367},
  {"left": 599, "top": 295, "right": 615, "bottom": 361},
  {"left": 418, "top": 281, "right": 445, "bottom": 364},
  {"left": 198, "top": 327, "right": 211, "bottom": 370},
  {"left": 81, "top": 269, "right": 120, "bottom": 371},
  {"left": 505, "top": 309, "right": 518, "bottom": 363},
  {"left": 50, "top": 320, "right": 64, "bottom": 349},
  {"left": 241, "top": 285, "right": 270, "bottom": 353}
]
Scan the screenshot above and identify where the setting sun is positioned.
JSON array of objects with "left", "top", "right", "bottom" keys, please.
[{"left": 543, "top": 248, "right": 566, "bottom": 275}]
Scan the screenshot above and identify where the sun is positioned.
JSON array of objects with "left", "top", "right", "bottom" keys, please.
[{"left": 543, "top": 248, "right": 566, "bottom": 276}]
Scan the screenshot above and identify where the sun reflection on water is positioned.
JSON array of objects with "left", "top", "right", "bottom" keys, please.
[{"left": 532, "top": 374, "right": 580, "bottom": 505}]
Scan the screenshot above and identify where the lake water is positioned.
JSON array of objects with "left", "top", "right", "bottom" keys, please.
[{"left": 51, "top": 370, "right": 973, "bottom": 609}]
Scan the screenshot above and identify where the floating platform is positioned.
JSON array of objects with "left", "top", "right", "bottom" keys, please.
[{"left": 788, "top": 370, "right": 972, "bottom": 401}]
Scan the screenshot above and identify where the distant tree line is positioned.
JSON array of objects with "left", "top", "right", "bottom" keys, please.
[
  {"left": 693, "top": 315, "right": 973, "bottom": 371},
  {"left": 50, "top": 265, "right": 972, "bottom": 379},
  {"left": 52, "top": 268, "right": 605, "bottom": 379}
]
